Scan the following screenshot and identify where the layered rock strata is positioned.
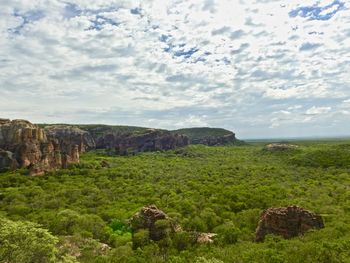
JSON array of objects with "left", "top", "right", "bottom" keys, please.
[{"left": 0, "top": 119, "right": 81, "bottom": 175}]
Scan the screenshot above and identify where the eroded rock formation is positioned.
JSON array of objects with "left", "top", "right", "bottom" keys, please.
[
  {"left": 0, "top": 119, "right": 81, "bottom": 175},
  {"left": 255, "top": 205, "right": 324, "bottom": 242},
  {"left": 130, "top": 205, "right": 216, "bottom": 247},
  {"left": 130, "top": 205, "right": 181, "bottom": 241},
  {"left": 45, "top": 126, "right": 95, "bottom": 153}
]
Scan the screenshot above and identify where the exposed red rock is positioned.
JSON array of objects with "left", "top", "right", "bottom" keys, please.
[
  {"left": 45, "top": 126, "right": 96, "bottom": 153},
  {"left": 0, "top": 119, "right": 81, "bottom": 175},
  {"left": 255, "top": 205, "right": 324, "bottom": 242}
]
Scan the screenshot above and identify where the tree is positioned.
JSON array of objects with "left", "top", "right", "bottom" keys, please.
[{"left": 0, "top": 217, "right": 58, "bottom": 263}]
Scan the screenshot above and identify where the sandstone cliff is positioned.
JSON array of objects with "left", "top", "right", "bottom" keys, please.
[
  {"left": 81, "top": 126, "right": 189, "bottom": 155},
  {"left": 0, "top": 119, "right": 81, "bottom": 175},
  {"left": 171, "top": 127, "right": 238, "bottom": 146}
]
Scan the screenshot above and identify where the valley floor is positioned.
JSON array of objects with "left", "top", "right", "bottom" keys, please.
[{"left": 1, "top": 141, "right": 350, "bottom": 262}]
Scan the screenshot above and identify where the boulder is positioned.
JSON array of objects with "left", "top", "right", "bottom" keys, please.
[{"left": 255, "top": 205, "right": 324, "bottom": 242}]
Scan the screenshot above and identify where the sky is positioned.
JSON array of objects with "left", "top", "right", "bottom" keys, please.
[{"left": 0, "top": 0, "right": 350, "bottom": 139}]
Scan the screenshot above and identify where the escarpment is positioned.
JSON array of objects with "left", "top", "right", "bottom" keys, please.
[
  {"left": 64, "top": 126, "right": 191, "bottom": 157},
  {"left": 172, "top": 127, "right": 238, "bottom": 146},
  {"left": 80, "top": 126, "right": 189, "bottom": 155},
  {"left": 1, "top": 118, "right": 240, "bottom": 174},
  {"left": 0, "top": 119, "right": 81, "bottom": 175}
]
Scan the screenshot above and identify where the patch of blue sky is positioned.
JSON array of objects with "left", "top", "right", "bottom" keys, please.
[
  {"left": 63, "top": 3, "right": 82, "bottom": 19},
  {"left": 9, "top": 10, "right": 45, "bottom": 34},
  {"left": 130, "top": 7, "right": 142, "bottom": 15},
  {"left": 87, "top": 15, "right": 120, "bottom": 31},
  {"left": 174, "top": 47, "right": 199, "bottom": 59},
  {"left": 161, "top": 36, "right": 200, "bottom": 60},
  {"left": 289, "top": 0, "right": 345, "bottom": 21}
]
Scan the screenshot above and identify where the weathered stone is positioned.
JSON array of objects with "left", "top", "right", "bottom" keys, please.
[
  {"left": 0, "top": 149, "right": 18, "bottom": 170},
  {"left": 130, "top": 205, "right": 180, "bottom": 241},
  {"left": 0, "top": 119, "right": 80, "bottom": 175},
  {"left": 45, "top": 126, "right": 95, "bottom": 153},
  {"left": 255, "top": 205, "right": 324, "bottom": 242}
]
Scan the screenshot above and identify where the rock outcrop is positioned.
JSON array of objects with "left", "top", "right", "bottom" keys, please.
[
  {"left": 0, "top": 119, "right": 81, "bottom": 175},
  {"left": 130, "top": 205, "right": 181, "bottom": 241},
  {"left": 255, "top": 205, "right": 324, "bottom": 242},
  {"left": 129, "top": 205, "right": 217, "bottom": 247},
  {"left": 45, "top": 126, "right": 95, "bottom": 153}
]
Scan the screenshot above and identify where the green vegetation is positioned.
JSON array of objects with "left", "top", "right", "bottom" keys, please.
[{"left": 1, "top": 141, "right": 350, "bottom": 262}]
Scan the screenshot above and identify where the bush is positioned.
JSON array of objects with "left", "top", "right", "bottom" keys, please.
[{"left": 0, "top": 217, "right": 58, "bottom": 263}]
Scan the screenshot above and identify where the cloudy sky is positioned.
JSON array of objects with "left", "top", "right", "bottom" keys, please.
[{"left": 0, "top": 0, "right": 350, "bottom": 139}]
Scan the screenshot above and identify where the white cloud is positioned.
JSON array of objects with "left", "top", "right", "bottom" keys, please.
[
  {"left": 0, "top": 0, "right": 350, "bottom": 138},
  {"left": 305, "top": 106, "right": 332, "bottom": 115}
]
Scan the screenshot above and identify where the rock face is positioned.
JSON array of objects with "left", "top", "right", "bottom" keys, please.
[
  {"left": 0, "top": 119, "right": 81, "bottom": 175},
  {"left": 172, "top": 128, "right": 237, "bottom": 146},
  {"left": 84, "top": 127, "right": 189, "bottom": 155},
  {"left": 45, "top": 126, "right": 96, "bottom": 153},
  {"left": 130, "top": 205, "right": 180, "bottom": 241},
  {"left": 255, "top": 205, "right": 324, "bottom": 242},
  {"left": 192, "top": 133, "right": 236, "bottom": 146},
  {"left": 0, "top": 149, "right": 18, "bottom": 170},
  {"left": 116, "top": 130, "right": 189, "bottom": 155}
]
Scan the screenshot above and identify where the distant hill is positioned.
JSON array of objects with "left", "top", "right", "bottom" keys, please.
[
  {"left": 39, "top": 124, "right": 241, "bottom": 146},
  {"left": 39, "top": 124, "right": 155, "bottom": 136},
  {"left": 171, "top": 127, "right": 238, "bottom": 146}
]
